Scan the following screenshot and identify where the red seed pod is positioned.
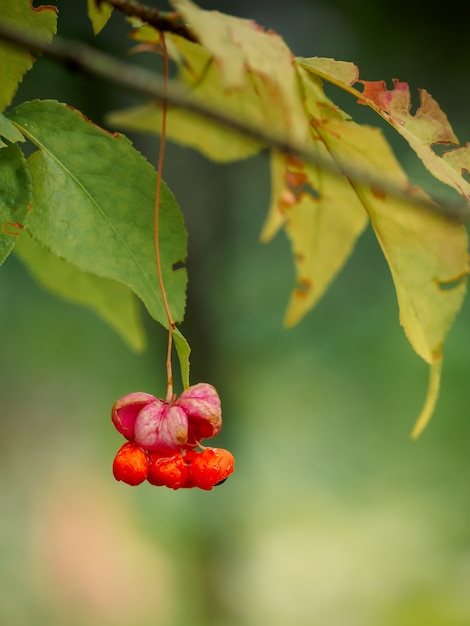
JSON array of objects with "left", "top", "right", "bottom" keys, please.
[
  {"left": 112, "top": 442, "right": 149, "bottom": 486},
  {"left": 175, "top": 449, "right": 199, "bottom": 488},
  {"left": 189, "top": 447, "right": 235, "bottom": 491},
  {"left": 182, "top": 449, "right": 200, "bottom": 465},
  {"left": 147, "top": 451, "right": 189, "bottom": 489},
  {"left": 176, "top": 383, "right": 222, "bottom": 446}
]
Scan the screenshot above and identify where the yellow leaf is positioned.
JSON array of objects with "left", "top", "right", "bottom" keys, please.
[
  {"left": 411, "top": 357, "right": 443, "bottom": 440},
  {"left": 367, "top": 190, "right": 467, "bottom": 365},
  {"left": 87, "top": 0, "right": 113, "bottom": 35},
  {"left": 273, "top": 63, "right": 467, "bottom": 434},
  {"left": 110, "top": 0, "right": 311, "bottom": 160},
  {"left": 171, "top": 0, "right": 309, "bottom": 146},
  {"left": 298, "top": 56, "right": 359, "bottom": 87},
  {"left": 262, "top": 151, "right": 368, "bottom": 327},
  {"left": 300, "top": 57, "right": 470, "bottom": 203},
  {"left": 316, "top": 117, "right": 468, "bottom": 364}
]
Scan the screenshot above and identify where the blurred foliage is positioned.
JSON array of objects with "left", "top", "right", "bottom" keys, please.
[{"left": 1, "top": 1, "right": 470, "bottom": 625}]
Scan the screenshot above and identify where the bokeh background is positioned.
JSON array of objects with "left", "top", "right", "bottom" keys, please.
[{"left": 2, "top": 1, "right": 470, "bottom": 625}]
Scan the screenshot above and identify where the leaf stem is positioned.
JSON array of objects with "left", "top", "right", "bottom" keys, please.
[{"left": 154, "top": 31, "right": 175, "bottom": 402}]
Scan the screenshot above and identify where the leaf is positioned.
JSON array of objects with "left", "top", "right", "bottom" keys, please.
[
  {"left": 6, "top": 100, "right": 188, "bottom": 325},
  {"left": 87, "top": 0, "right": 113, "bottom": 35},
  {"left": 264, "top": 63, "right": 468, "bottom": 433},
  {"left": 262, "top": 151, "right": 369, "bottom": 327},
  {"left": 173, "top": 328, "right": 191, "bottom": 390},
  {"left": 0, "top": 113, "right": 25, "bottom": 147},
  {"left": 109, "top": 30, "right": 261, "bottom": 161},
  {"left": 321, "top": 122, "right": 467, "bottom": 435},
  {"left": 299, "top": 57, "right": 470, "bottom": 203},
  {"left": 14, "top": 232, "right": 146, "bottom": 352},
  {"left": 366, "top": 183, "right": 467, "bottom": 366},
  {"left": 0, "top": 142, "right": 31, "bottom": 265},
  {"left": 0, "top": 0, "right": 57, "bottom": 112},
  {"left": 261, "top": 68, "right": 369, "bottom": 325},
  {"left": 298, "top": 73, "right": 468, "bottom": 364},
  {"left": 8, "top": 99, "right": 190, "bottom": 381},
  {"left": 171, "top": 0, "right": 310, "bottom": 148},
  {"left": 109, "top": 0, "right": 311, "bottom": 161},
  {"left": 411, "top": 357, "right": 443, "bottom": 440}
]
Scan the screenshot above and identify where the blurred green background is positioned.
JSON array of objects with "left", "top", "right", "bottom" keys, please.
[{"left": 2, "top": 1, "right": 470, "bottom": 625}]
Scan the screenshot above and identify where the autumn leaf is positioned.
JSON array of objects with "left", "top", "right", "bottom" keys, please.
[
  {"left": 299, "top": 57, "right": 470, "bottom": 203},
  {"left": 261, "top": 150, "right": 369, "bottom": 327},
  {"left": 87, "top": 0, "right": 113, "bottom": 35},
  {"left": 108, "top": 0, "right": 310, "bottom": 161},
  {"left": 0, "top": 0, "right": 57, "bottom": 112},
  {"left": 15, "top": 232, "right": 146, "bottom": 352},
  {"left": 267, "top": 64, "right": 468, "bottom": 435},
  {"left": 171, "top": 0, "right": 309, "bottom": 146}
]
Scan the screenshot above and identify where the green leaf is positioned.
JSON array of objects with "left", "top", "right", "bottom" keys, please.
[
  {"left": 14, "top": 232, "right": 146, "bottom": 352},
  {"left": 0, "top": 114, "right": 25, "bottom": 147},
  {"left": 0, "top": 0, "right": 57, "bottom": 112},
  {"left": 173, "top": 328, "right": 191, "bottom": 390},
  {"left": 0, "top": 142, "right": 31, "bottom": 265},
  {"left": 6, "top": 99, "right": 188, "bottom": 327},
  {"left": 87, "top": 0, "right": 113, "bottom": 35}
]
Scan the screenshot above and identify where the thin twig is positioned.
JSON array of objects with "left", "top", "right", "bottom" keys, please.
[
  {"left": 153, "top": 32, "right": 175, "bottom": 402},
  {"left": 0, "top": 20, "right": 469, "bottom": 222},
  {"left": 101, "top": 0, "right": 197, "bottom": 41}
]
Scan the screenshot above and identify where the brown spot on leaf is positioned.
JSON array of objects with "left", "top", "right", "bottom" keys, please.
[
  {"left": 294, "top": 277, "right": 312, "bottom": 299},
  {"left": 30, "top": 1, "right": 58, "bottom": 14},
  {"left": 435, "top": 272, "right": 468, "bottom": 291},
  {"left": 285, "top": 170, "right": 308, "bottom": 189},
  {"left": 279, "top": 190, "right": 297, "bottom": 209},
  {"left": 371, "top": 187, "right": 386, "bottom": 200},
  {"left": 286, "top": 154, "right": 303, "bottom": 169},
  {"left": 65, "top": 105, "right": 121, "bottom": 138},
  {"left": 2, "top": 222, "right": 24, "bottom": 237}
]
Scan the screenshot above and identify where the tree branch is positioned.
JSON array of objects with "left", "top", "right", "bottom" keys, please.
[
  {"left": 101, "top": 0, "right": 197, "bottom": 42},
  {"left": 0, "top": 20, "right": 468, "bottom": 222}
]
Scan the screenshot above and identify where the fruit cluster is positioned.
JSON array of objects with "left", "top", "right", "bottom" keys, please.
[
  {"left": 113, "top": 443, "right": 234, "bottom": 490},
  {"left": 111, "top": 383, "right": 234, "bottom": 490}
]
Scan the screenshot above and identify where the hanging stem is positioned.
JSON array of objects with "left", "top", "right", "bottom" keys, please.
[{"left": 154, "top": 32, "right": 175, "bottom": 403}]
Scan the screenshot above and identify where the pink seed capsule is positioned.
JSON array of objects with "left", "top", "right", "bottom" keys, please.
[
  {"left": 176, "top": 383, "right": 222, "bottom": 446},
  {"left": 111, "top": 392, "right": 157, "bottom": 440},
  {"left": 134, "top": 401, "right": 188, "bottom": 452}
]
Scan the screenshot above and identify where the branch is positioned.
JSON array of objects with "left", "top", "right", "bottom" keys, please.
[
  {"left": 0, "top": 20, "right": 468, "bottom": 222},
  {"left": 101, "top": 0, "right": 197, "bottom": 42}
]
